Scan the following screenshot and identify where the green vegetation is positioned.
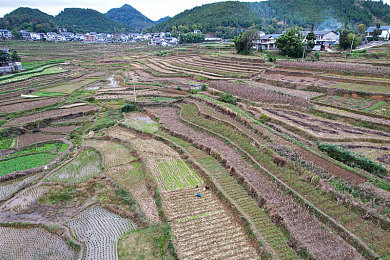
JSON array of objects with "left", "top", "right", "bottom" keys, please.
[
  {"left": 156, "top": 159, "right": 203, "bottom": 191},
  {"left": 233, "top": 31, "right": 257, "bottom": 55},
  {"left": 179, "top": 33, "right": 205, "bottom": 44},
  {"left": 151, "top": 0, "right": 386, "bottom": 36},
  {"left": 0, "top": 7, "right": 57, "bottom": 33},
  {"left": 118, "top": 224, "right": 176, "bottom": 260},
  {"left": 56, "top": 8, "right": 129, "bottom": 33},
  {"left": 105, "top": 4, "right": 155, "bottom": 31},
  {"left": 0, "top": 137, "right": 16, "bottom": 150},
  {"left": 318, "top": 143, "right": 387, "bottom": 177},
  {"left": 276, "top": 29, "right": 304, "bottom": 58},
  {"left": 0, "top": 142, "right": 68, "bottom": 176},
  {"left": 88, "top": 111, "right": 122, "bottom": 132},
  {"left": 0, "top": 66, "right": 68, "bottom": 85},
  {"left": 121, "top": 103, "right": 137, "bottom": 113},
  {"left": 219, "top": 92, "right": 237, "bottom": 105},
  {"left": 45, "top": 148, "right": 102, "bottom": 183}
]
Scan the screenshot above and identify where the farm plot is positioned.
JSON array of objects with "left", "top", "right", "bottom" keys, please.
[
  {"left": 0, "top": 97, "right": 63, "bottom": 114},
  {"left": 0, "top": 137, "right": 16, "bottom": 150},
  {"left": 0, "top": 141, "right": 69, "bottom": 176},
  {"left": 263, "top": 108, "right": 390, "bottom": 141},
  {"left": 45, "top": 148, "right": 102, "bottom": 184},
  {"left": 315, "top": 96, "right": 390, "bottom": 117},
  {"left": 334, "top": 142, "right": 390, "bottom": 170},
  {"left": 5, "top": 105, "right": 99, "bottom": 127},
  {"left": 147, "top": 106, "right": 369, "bottom": 259},
  {"left": 145, "top": 156, "right": 203, "bottom": 192},
  {"left": 106, "top": 126, "right": 136, "bottom": 141},
  {"left": 0, "top": 226, "right": 77, "bottom": 259},
  {"left": 209, "top": 81, "right": 310, "bottom": 109},
  {"left": 3, "top": 185, "right": 49, "bottom": 212},
  {"left": 17, "top": 133, "right": 64, "bottom": 148},
  {"left": 122, "top": 113, "right": 158, "bottom": 133},
  {"left": 41, "top": 125, "right": 80, "bottom": 134},
  {"left": 129, "top": 137, "right": 203, "bottom": 191},
  {"left": 40, "top": 78, "right": 98, "bottom": 94},
  {"left": 67, "top": 205, "right": 137, "bottom": 260},
  {"left": 0, "top": 66, "right": 68, "bottom": 85},
  {"left": 0, "top": 174, "right": 40, "bottom": 201},
  {"left": 106, "top": 162, "right": 159, "bottom": 222},
  {"left": 161, "top": 188, "right": 258, "bottom": 259},
  {"left": 85, "top": 139, "right": 136, "bottom": 167},
  {"left": 159, "top": 131, "right": 298, "bottom": 259}
]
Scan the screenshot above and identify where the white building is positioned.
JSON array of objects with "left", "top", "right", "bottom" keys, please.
[
  {"left": 301, "top": 30, "right": 339, "bottom": 47},
  {"left": 366, "top": 26, "right": 390, "bottom": 40},
  {"left": 0, "top": 29, "right": 12, "bottom": 39}
]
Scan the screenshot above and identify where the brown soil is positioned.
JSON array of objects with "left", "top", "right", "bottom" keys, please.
[
  {"left": 5, "top": 105, "right": 99, "bottom": 126},
  {"left": 17, "top": 133, "right": 64, "bottom": 148},
  {"left": 40, "top": 125, "right": 79, "bottom": 133},
  {"left": 146, "top": 106, "right": 364, "bottom": 259},
  {"left": 0, "top": 97, "right": 63, "bottom": 114}
]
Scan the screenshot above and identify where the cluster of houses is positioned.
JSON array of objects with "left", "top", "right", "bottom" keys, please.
[
  {"left": 254, "top": 30, "right": 340, "bottom": 51},
  {"left": 0, "top": 28, "right": 156, "bottom": 43},
  {"left": 0, "top": 49, "right": 23, "bottom": 75},
  {"left": 365, "top": 26, "right": 390, "bottom": 41},
  {"left": 148, "top": 32, "right": 178, "bottom": 46}
]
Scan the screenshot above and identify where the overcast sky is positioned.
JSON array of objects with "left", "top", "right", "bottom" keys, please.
[{"left": 1, "top": 0, "right": 390, "bottom": 21}]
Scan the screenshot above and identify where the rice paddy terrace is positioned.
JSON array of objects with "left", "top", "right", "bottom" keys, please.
[{"left": 0, "top": 40, "right": 389, "bottom": 259}]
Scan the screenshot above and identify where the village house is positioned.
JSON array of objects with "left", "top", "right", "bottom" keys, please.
[
  {"left": 254, "top": 33, "right": 282, "bottom": 50},
  {"left": 366, "top": 26, "right": 390, "bottom": 40},
  {"left": 0, "top": 29, "right": 12, "bottom": 40},
  {"left": 0, "top": 49, "right": 23, "bottom": 75},
  {"left": 301, "top": 30, "right": 339, "bottom": 47}
]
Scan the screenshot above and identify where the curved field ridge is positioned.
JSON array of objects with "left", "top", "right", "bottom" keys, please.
[
  {"left": 0, "top": 226, "right": 77, "bottom": 259},
  {"left": 67, "top": 205, "right": 137, "bottom": 260},
  {"left": 0, "top": 175, "right": 39, "bottom": 201},
  {"left": 46, "top": 148, "right": 102, "bottom": 183}
]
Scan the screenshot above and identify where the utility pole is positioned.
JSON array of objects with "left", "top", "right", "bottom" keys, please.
[{"left": 350, "top": 35, "right": 356, "bottom": 53}]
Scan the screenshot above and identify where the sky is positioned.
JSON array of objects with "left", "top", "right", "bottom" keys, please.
[{"left": 1, "top": 0, "right": 390, "bottom": 21}]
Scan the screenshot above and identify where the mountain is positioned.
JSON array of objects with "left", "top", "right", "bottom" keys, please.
[
  {"left": 56, "top": 8, "right": 129, "bottom": 33},
  {"left": 105, "top": 4, "right": 155, "bottom": 31},
  {"left": 151, "top": 0, "right": 390, "bottom": 37},
  {"left": 0, "top": 7, "right": 57, "bottom": 33},
  {"left": 156, "top": 16, "right": 171, "bottom": 24}
]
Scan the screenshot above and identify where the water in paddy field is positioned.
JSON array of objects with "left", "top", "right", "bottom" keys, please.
[
  {"left": 134, "top": 116, "right": 155, "bottom": 124},
  {"left": 108, "top": 75, "right": 118, "bottom": 88}
]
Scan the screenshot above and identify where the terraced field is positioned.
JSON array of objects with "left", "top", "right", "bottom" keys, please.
[
  {"left": 0, "top": 226, "right": 77, "bottom": 259},
  {"left": 67, "top": 205, "right": 137, "bottom": 260},
  {"left": 1, "top": 40, "right": 390, "bottom": 260},
  {"left": 45, "top": 148, "right": 102, "bottom": 183}
]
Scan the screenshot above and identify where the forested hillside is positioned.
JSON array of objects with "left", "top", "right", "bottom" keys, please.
[
  {"left": 0, "top": 7, "right": 57, "bottom": 33},
  {"left": 105, "top": 4, "right": 155, "bottom": 31},
  {"left": 56, "top": 8, "right": 129, "bottom": 33},
  {"left": 152, "top": 0, "right": 390, "bottom": 37}
]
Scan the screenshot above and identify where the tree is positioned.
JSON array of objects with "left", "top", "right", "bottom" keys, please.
[
  {"left": 372, "top": 23, "right": 381, "bottom": 41},
  {"left": 11, "top": 30, "right": 22, "bottom": 40},
  {"left": 357, "top": 24, "right": 366, "bottom": 37},
  {"left": 347, "top": 33, "right": 362, "bottom": 49},
  {"left": 233, "top": 30, "right": 257, "bottom": 55},
  {"left": 339, "top": 23, "right": 351, "bottom": 50},
  {"left": 0, "top": 51, "right": 10, "bottom": 63},
  {"left": 306, "top": 24, "right": 316, "bottom": 50},
  {"left": 10, "top": 50, "right": 21, "bottom": 62},
  {"left": 275, "top": 28, "right": 304, "bottom": 58}
]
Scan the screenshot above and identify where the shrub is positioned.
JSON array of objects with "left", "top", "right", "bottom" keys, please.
[
  {"left": 201, "top": 83, "right": 207, "bottom": 91},
  {"left": 121, "top": 103, "right": 137, "bottom": 113},
  {"left": 219, "top": 92, "right": 237, "bottom": 105},
  {"left": 189, "top": 89, "right": 199, "bottom": 94},
  {"left": 318, "top": 143, "right": 387, "bottom": 177}
]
